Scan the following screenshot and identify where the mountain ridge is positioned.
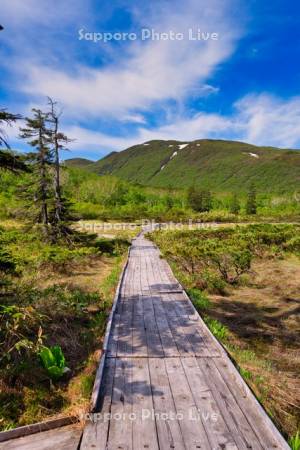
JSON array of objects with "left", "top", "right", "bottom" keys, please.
[{"left": 65, "top": 139, "right": 300, "bottom": 193}]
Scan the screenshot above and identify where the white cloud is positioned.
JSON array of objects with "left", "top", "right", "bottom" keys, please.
[
  {"left": 64, "top": 93, "right": 300, "bottom": 154},
  {"left": 235, "top": 94, "right": 300, "bottom": 147},
  {"left": 63, "top": 112, "right": 232, "bottom": 153},
  {"left": 65, "top": 126, "right": 138, "bottom": 151},
  {"left": 0, "top": 0, "right": 91, "bottom": 26},
  {"left": 16, "top": 0, "right": 241, "bottom": 119}
]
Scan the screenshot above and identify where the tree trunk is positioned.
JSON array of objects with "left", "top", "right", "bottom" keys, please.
[
  {"left": 53, "top": 117, "right": 62, "bottom": 223},
  {"left": 38, "top": 127, "right": 48, "bottom": 226}
]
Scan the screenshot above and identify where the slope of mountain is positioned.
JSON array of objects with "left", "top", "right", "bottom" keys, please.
[
  {"left": 65, "top": 139, "right": 300, "bottom": 193},
  {"left": 64, "top": 157, "right": 94, "bottom": 168}
]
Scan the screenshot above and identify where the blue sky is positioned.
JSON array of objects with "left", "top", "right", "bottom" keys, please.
[{"left": 1, "top": 0, "right": 300, "bottom": 160}]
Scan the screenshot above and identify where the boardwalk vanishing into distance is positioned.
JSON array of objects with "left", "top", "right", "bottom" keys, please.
[{"left": 80, "top": 232, "right": 289, "bottom": 450}]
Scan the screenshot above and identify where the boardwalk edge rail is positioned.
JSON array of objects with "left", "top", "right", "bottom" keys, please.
[
  {"left": 90, "top": 243, "right": 132, "bottom": 412},
  {"left": 0, "top": 415, "right": 79, "bottom": 443}
]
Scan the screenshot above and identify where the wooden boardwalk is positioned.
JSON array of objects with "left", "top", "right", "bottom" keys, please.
[{"left": 81, "top": 234, "right": 289, "bottom": 450}]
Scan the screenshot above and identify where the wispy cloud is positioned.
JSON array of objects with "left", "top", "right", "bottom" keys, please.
[
  {"left": 235, "top": 94, "right": 300, "bottom": 147},
  {"left": 64, "top": 94, "right": 300, "bottom": 155},
  {"left": 12, "top": 0, "right": 242, "bottom": 119}
]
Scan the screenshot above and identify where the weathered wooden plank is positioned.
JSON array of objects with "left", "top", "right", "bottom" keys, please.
[
  {"left": 197, "top": 357, "right": 263, "bottom": 450},
  {"left": 138, "top": 247, "right": 178, "bottom": 358},
  {"left": 145, "top": 252, "right": 196, "bottom": 358},
  {"left": 158, "top": 297, "right": 196, "bottom": 356},
  {"left": 151, "top": 294, "right": 181, "bottom": 357},
  {"left": 106, "top": 313, "right": 120, "bottom": 358},
  {"left": 172, "top": 306, "right": 221, "bottom": 358},
  {"left": 106, "top": 358, "right": 133, "bottom": 450},
  {"left": 117, "top": 262, "right": 134, "bottom": 357},
  {"left": 140, "top": 255, "right": 164, "bottom": 357},
  {"left": 153, "top": 259, "right": 221, "bottom": 358},
  {"left": 165, "top": 358, "right": 212, "bottom": 449},
  {"left": 142, "top": 296, "right": 165, "bottom": 357},
  {"left": 131, "top": 358, "right": 159, "bottom": 450},
  {"left": 81, "top": 358, "right": 116, "bottom": 450},
  {"left": 148, "top": 358, "right": 187, "bottom": 449},
  {"left": 132, "top": 252, "right": 149, "bottom": 357},
  {"left": 131, "top": 295, "right": 148, "bottom": 357},
  {"left": 212, "top": 356, "right": 291, "bottom": 450},
  {"left": 181, "top": 357, "right": 238, "bottom": 450}
]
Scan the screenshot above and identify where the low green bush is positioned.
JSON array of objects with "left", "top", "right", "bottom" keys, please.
[{"left": 0, "top": 248, "right": 17, "bottom": 273}]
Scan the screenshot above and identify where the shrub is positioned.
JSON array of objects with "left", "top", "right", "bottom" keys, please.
[
  {"left": 283, "top": 236, "right": 300, "bottom": 254},
  {"left": 0, "top": 248, "right": 16, "bottom": 273},
  {"left": 37, "top": 245, "right": 96, "bottom": 272},
  {"left": 210, "top": 246, "right": 252, "bottom": 283},
  {"left": 95, "top": 238, "right": 130, "bottom": 256},
  {"left": 201, "top": 269, "right": 227, "bottom": 293}
]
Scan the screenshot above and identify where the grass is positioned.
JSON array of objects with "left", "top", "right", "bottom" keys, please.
[
  {"left": 189, "top": 288, "right": 228, "bottom": 342},
  {"left": 187, "top": 288, "right": 211, "bottom": 310},
  {"left": 289, "top": 431, "right": 300, "bottom": 450},
  {"left": 203, "top": 317, "right": 229, "bottom": 341}
]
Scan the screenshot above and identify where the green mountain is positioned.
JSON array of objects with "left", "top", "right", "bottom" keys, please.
[
  {"left": 65, "top": 139, "right": 300, "bottom": 193},
  {"left": 63, "top": 157, "right": 94, "bottom": 168}
]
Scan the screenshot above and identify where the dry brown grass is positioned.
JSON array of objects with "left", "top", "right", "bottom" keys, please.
[
  {"left": 35, "top": 255, "right": 113, "bottom": 292},
  {"left": 209, "top": 256, "right": 300, "bottom": 436}
]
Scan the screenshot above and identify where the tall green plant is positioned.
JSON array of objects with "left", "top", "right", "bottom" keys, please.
[
  {"left": 289, "top": 431, "right": 300, "bottom": 450},
  {"left": 38, "top": 345, "right": 69, "bottom": 380}
]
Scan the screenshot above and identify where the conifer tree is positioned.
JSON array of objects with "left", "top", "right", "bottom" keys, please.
[
  {"left": 246, "top": 183, "right": 257, "bottom": 215},
  {"left": 230, "top": 193, "right": 240, "bottom": 215},
  {"left": 0, "top": 109, "right": 28, "bottom": 172},
  {"left": 19, "top": 109, "right": 53, "bottom": 228},
  {"left": 187, "top": 186, "right": 212, "bottom": 212}
]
